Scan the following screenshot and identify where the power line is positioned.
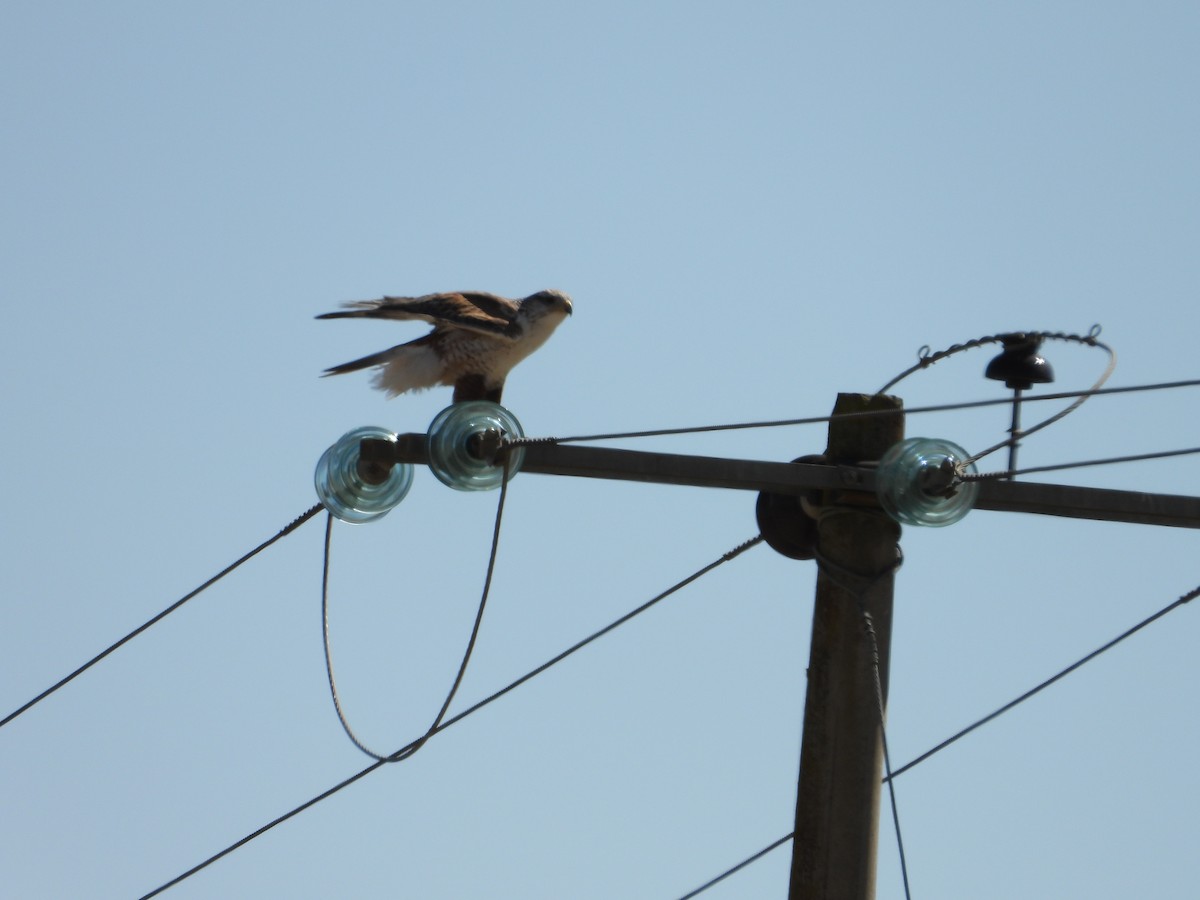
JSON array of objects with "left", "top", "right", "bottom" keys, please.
[
  {"left": 528, "top": 377, "right": 1200, "bottom": 445},
  {"left": 674, "top": 832, "right": 793, "bottom": 900},
  {"left": 964, "top": 445, "right": 1200, "bottom": 481},
  {"left": 677, "top": 579, "right": 1200, "bottom": 897},
  {"left": 17, "top": 378, "right": 1187, "bottom": 733},
  {"left": 138, "top": 534, "right": 764, "bottom": 899},
  {"left": 815, "top": 546, "right": 912, "bottom": 900},
  {"left": 13, "top": 379, "right": 1199, "bottom": 894},
  {"left": 886, "top": 580, "right": 1200, "bottom": 781},
  {"left": 864, "top": 608, "right": 911, "bottom": 899},
  {"left": 8, "top": 375, "right": 1198, "bottom": 736},
  {"left": 0, "top": 503, "right": 324, "bottom": 731},
  {"left": 130, "top": 455, "right": 1189, "bottom": 897}
]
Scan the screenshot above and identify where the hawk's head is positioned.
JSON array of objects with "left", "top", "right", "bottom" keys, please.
[{"left": 521, "top": 289, "right": 574, "bottom": 321}]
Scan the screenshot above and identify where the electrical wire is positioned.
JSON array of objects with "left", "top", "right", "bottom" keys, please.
[
  {"left": 513, "top": 377, "right": 1200, "bottom": 446},
  {"left": 17, "top": 377, "right": 1200, "bottom": 893},
  {"left": 865, "top": 606, "right": 911, "bottom": 900},
  {"left": 138, "top": 534, "right": 764, "bottom": 899},
  {"left": 322, "top": 458, "right": 511, "bottom": 761},
  {"left": 674, "top": 833, "right": 794, "bottom": 900},
  {"left": 676, "top": 579, "right": 1200, "bottom": 898},
  {"left": 7, "top": 370, "right": 1198, "bottom": 735},
  {"left": 814, "top": 544, "right": 912, "bottom": 900},
  {"left": 886, "top": 580, "right": 1200, "bottom": 781},
  {"left": 0, "top": 503, "right": 324, "bottom": 732},
  {"left": 962, "top": 445, "right": 1200, "bottom": 481}
]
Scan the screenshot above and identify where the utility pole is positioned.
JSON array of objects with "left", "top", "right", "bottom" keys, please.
[
  {"left": 372, "top": 394, "right": 907, "bottom": 898},
  {"left": 349, "top": 392, "right": 1200, "bottom": 898},
  {"left": 787, "top": 393, "right": 903, "bottom": 900}
]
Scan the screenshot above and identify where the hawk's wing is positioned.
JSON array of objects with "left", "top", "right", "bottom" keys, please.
[{"left": 318, "top": 291, "right": 521, "bottom": 339}]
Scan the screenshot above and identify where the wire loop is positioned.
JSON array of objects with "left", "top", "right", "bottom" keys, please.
[
  {"left": 321, "top": 456, "right": 513, "bottom": 762},
  {"left": 874, "top": 327, "right": 1117, "bottom": 468},
  {"left": 141, "top": 532, "right": 763, "bottom": 898}
]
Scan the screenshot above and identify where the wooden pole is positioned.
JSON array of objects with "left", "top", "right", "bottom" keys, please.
[{"left": 788, "top": 393, "right": 904, "bottom": 900}]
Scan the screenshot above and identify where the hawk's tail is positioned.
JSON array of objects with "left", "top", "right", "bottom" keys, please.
[
  {"left": 321, "top": 346, "right": 399, "bottom": 376},
  {"left": 321, "top": 334, "right": 443, "bottom": 397},
  {"left": 315, "top": 299, "right": 403, "bottom": 320}
]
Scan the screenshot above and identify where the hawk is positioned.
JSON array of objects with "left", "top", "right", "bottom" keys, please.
[{"left": 317, "top": 290, "right": 573, "bottom": 403}]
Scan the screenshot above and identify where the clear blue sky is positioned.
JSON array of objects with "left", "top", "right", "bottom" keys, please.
[{"left": 3, "top": 2, "right": 1199, "bottom": 898}]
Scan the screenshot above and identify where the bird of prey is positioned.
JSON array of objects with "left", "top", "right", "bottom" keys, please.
[{"left": 317, "top": 289, "right": 573, "bottom": 403}]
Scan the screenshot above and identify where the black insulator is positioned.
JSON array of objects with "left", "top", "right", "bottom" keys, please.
[
  {"left": 985, "top": 333, "right": 1055, "bottom": 390},
  {"left": 755, "top": 454, "right": 826, "bottom": 560}
]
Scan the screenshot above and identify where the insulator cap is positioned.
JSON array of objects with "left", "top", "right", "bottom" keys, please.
[
  {"left": 315, "top": 426, "right": 414, "bottom": 523},
  {"left": 426, "top": 401, "right": 526, "bottom": 491},
  {"left": 876, "top": 437, "right": 978, "bottom": 527},
  {"left": 984, "top": 333, "right": 1055, "bottom": 390}
]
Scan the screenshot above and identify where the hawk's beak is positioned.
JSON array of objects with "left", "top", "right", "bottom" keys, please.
[{"left": 563, "top": 296, "right": 573, "bottom": 315}]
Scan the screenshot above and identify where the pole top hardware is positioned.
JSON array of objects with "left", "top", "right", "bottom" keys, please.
[{"left": 984, "top": 332, "right": 1056, "bottom": 391}]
